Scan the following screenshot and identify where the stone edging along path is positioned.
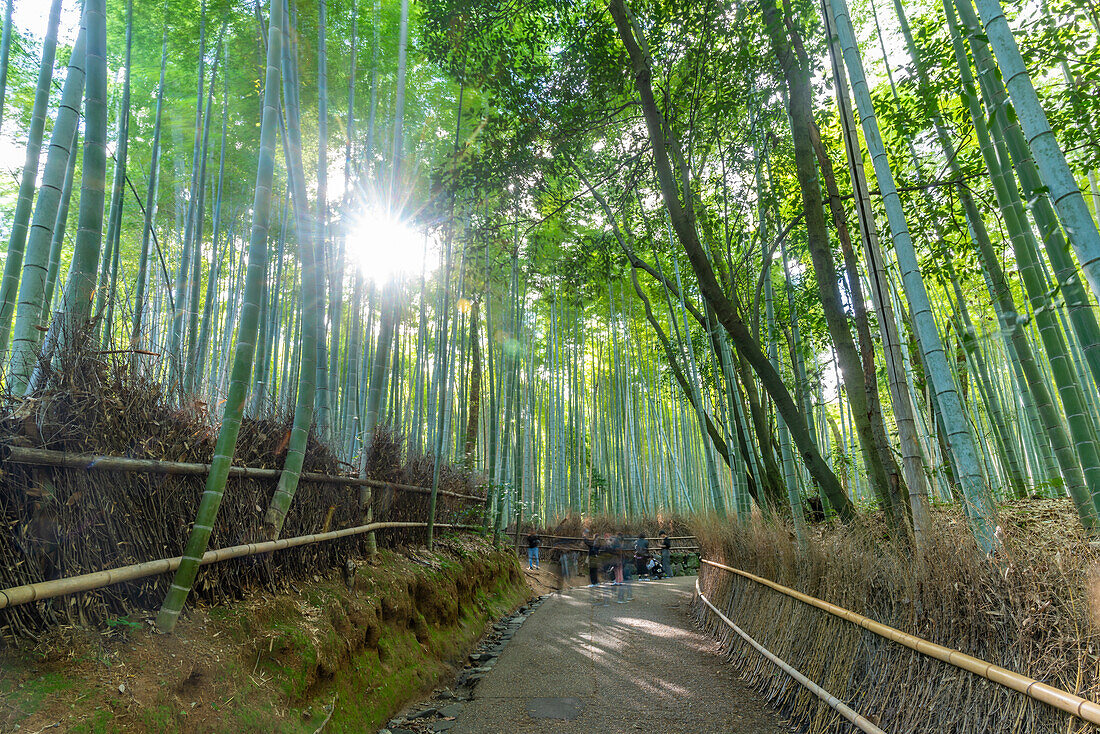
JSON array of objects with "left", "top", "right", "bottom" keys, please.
[{"left": 379, "top": 594, "right": 551, "bottom": 733}]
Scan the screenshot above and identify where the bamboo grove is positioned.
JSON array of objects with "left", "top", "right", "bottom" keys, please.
[{"left": 1, "top": 0, "right": 1100, "bottom": 623}]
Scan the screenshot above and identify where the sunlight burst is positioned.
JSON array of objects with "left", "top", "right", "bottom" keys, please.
[{"left": 346, "top": 208, "right": 429, "bottom": 284}]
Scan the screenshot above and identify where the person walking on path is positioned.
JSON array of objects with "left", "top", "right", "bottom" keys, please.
[
  {"left": 584, "top": 530, "right": 601, "bottom": 586},
  {"left": 660, "top": 530, "right": 672, "bottom": 575},
  {"left": 634, "top": 532, "right": 650, "bottom": 578},
  {"left": 526, "top": 530, "right": 540, "bottom": 570},
  {"left": 612, "top": 533, "right": 624, "bottom": 585},
  {"left": 618, "top": 538, "right": 635, "bottom": 604}
]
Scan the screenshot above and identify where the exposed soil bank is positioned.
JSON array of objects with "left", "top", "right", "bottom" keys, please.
[{"left": 0, "top": 536, "right": 528, "bottom": 733}]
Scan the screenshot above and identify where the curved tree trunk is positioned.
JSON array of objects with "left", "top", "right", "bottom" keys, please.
[{"left": 607, "top": 0, "right": 855, "bottom": 521}]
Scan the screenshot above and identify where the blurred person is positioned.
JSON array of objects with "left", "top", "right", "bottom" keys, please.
[
  {"left": 634, "top": 531, "right": 650, "bottom": 578},
  {"left": 557, "top": 539, "right": 573, "bottom": 591},
  {"left": 618, "top": 540, "right": 635, "bottom": 604},
  {"left": 585, "top": 529, "right": 601, "bottom": 586},
  {"left": 612, "top": 533, "right": 624, "bottom": 585},
  {"left": 660, "top": 530, "right": 672, "bottom": 576}
]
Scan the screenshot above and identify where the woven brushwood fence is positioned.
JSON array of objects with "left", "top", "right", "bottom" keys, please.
[{"left": 0, "top": 349, "right": 485, "bottom": 640}]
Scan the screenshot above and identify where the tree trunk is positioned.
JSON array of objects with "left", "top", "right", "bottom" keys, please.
[{"left": 607, "top": 0, "right": 855, "bottom": 521}]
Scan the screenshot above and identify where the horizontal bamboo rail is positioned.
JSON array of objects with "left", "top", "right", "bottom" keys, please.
[
  {"left": 0, "top": 446, "right": 485, "bottom": 502},
  {"left": 523, "top": 534, "right": 697, "bottom": 541},
  {"left": 519, "top": 545, "right": 701, "bottom": 554},
  {"left": 513, "top": 534, "right": 698, "bottom": 548},
  {"left": 0, "top": 521, "right": 482, "bottom": 611},
  {"left": 701, "top": 559, "right": 1100, "bottom": 726},
  {"left": 695, "top": 579, "right": 885, "bottom": 734}
]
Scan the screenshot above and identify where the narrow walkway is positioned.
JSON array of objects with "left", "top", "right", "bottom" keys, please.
[{"left": 450, "top": 576, "right": 789, "bottom": 733}]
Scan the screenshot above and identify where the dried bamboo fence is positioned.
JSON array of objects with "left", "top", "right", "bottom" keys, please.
[
  {"left": 698, "top": 558, "right": 1100, "bottom": 729},
  {"left": 0, "top": 520, "right": 481, "bottom": 611},
  {"left": 0, "top": 428, "right": 486, "bottom": 639},
  {"left": 695, "top": 578, "right": 885, "bottom": 734},
  {"left": 1, "top": 446, "right": 485, "bottom": 502}
]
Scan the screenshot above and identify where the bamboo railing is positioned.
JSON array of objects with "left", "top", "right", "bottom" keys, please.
[
  {"left": 512, "top": 534, "right": 699, "bottom": 552},
  {"left": 0, "top": 521, "right": 482, "bottom": 611},
  {"left": 695, "top": 579, "right": 885, "bottom": 734},
  {"left": 1, "top": 445, "right": 486, "bottom": 502},
  {"left": 700, "top": 558, "right": 1100, "bottom": 726}
]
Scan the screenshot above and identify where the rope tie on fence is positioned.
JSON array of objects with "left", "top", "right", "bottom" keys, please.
[{"left": 701, "top": 558, "right": 1100, "bottom": 726}]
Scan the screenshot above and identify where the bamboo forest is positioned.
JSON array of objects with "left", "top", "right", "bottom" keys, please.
[{"left": 3, "top": 0, "right": 1100, "bottom": 730}]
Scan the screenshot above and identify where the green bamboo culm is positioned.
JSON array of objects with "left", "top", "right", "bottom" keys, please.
[
  {"left": 825, "top": 0, "right": 999, "bottom": 552},
  {"left": 314, "top": 0, "right": 332, "bottom": 441},
  {"left": 131, "top": 29, "right": 170, "bottom": 352},
  {"left": 951, "top": 0, "right": 1100, "bottom": 400},
  {"left": 943, "top": 0, "right": 1100, "bottom": 529},
  {"left": 42, "top": 129, "right": 80, "bottom": 322},
  {"left": 41, "top": 0, "right": 109, "bottom": 366},
  {"left": 965, "top": 0, "right": 1100, "bottom": 303},
  {"left": 7, "top": 20, "right": 88, "bottom": 393},
  {"left": 98, "top": 0, "right": 135, "bottom": 343},
  {"left": 156, "top": 0, "right": 284, "bottom": 634},
  {"left": 168, "top": 0, "right": 207, "bottom": 392},
  {"left": 264, "top": 0, "right": 324, "bottom": 538},
  {"left": 0, "top": 0, "right": 13, "bottom": 135},
  {"left": 192, "top": 41, "right": 230, "bottom": 394},
  {"left": 0, "top": 0, "right": 64, "bottom": 356}
]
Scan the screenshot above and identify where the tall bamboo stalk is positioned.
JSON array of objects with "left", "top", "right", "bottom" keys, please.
[
  {"left": 8, "top": 20, "right": 88, "bottom": 392},
  {"left": 157, "top": 0, "right": 284, "bottom": 632},
  {"left": 825, "top": 0, "right": 998, "bottom": 550},
  {"left": 0, "top": 0, "right": 64, "bottom": 354}
]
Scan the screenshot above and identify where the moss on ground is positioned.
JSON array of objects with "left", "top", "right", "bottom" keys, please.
[{"left": 0, "top": 536, "right": 527, "bottom": 733}]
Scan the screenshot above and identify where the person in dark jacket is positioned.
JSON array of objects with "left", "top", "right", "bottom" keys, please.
[
  {"left": 526, "top": 530, "right": 540, "bottom": 569},
  {"left": 584, "top": 530, "right": 601, "bottom": 586},
  {"left": 660, "top": 530, "right": 672, "bottom": 575},
  {"left": 634, "top": 532, "right": 650, "bottom": 577}
]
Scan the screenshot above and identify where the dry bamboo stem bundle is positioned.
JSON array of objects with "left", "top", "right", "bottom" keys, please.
[
  {"left": 0, "top": 521, "right": 480, "bottom": 610},
  {"left": 701, "top": 559, "right": 1100, "bottom": 726},
  {"left": 695, "top": 579, "right": 885, "bottom": 734},
  {"left": 1, "top": 445, "right": 485, "bottom": 502}
]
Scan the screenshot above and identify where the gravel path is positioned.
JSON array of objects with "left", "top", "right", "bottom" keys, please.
[{"left": 449, "top": 576, "right": 789, "bottom": 733}]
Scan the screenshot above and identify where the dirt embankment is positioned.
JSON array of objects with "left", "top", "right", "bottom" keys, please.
[{"left": 0, "top": 535, "right": 528, "bottom": 733}]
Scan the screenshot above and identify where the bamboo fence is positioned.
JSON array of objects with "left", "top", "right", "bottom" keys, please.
[{"left": 700, "top": 558, "right": 1100, "bottom": 726}]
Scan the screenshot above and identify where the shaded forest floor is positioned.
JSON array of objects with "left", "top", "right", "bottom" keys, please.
[{"left": 0, "top": 536, "right": 528, "bottom": 734}]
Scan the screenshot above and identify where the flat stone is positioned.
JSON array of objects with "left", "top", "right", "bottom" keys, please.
[
  {"left": 408, "top": 707, "right": 437, "bottom": 719},
  {"left": 437, "top": 703, "right": 463, "bottom": 717},
  {"left": 429, "top": 721, "right": 456, "bottom": 732},
  {"left": 526, "top": 697, "right": 584, "bottom": 720}
]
